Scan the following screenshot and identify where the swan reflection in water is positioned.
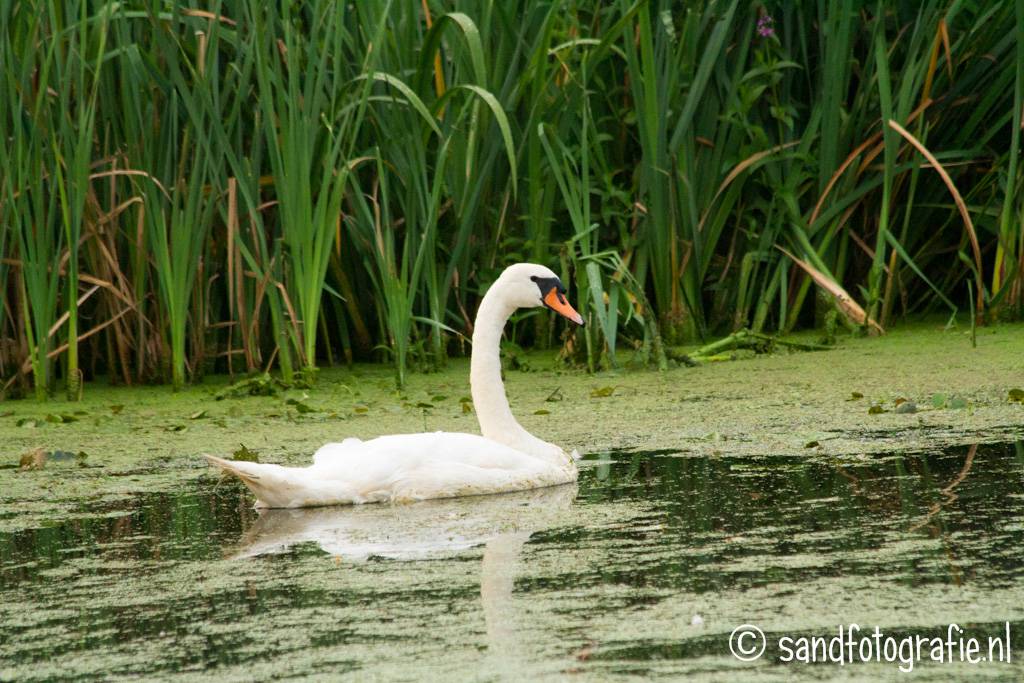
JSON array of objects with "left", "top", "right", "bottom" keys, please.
[{"left": 230, "top": 483, "right": 578, "bottom": 674}]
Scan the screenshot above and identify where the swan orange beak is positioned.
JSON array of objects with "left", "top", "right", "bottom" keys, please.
[{"left": 544, "top": 288, "right": 585, "bottom": 326}]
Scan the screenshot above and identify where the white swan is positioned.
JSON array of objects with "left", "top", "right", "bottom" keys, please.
[{"left": 204, "top": 263, "right": 585, "bottom": 508}]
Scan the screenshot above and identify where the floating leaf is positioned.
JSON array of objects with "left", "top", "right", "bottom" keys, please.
[
  {"left": 545, "top": 387, "right": 563, "bottom": 402},
  {"left": 431, "top": 394, "right": 448, "bottom": 402},
  {"left": 189, "top": 410, "right": 208, "bottom": 420},
  {"left": 848, "top": 392, "right": 863, "bottom": 401},
  {"left": 232, "top": 444, "right": 259, "bottom": 462},
  {"left": 49, "top": 450, "right": 77, "bottom": 461},
  {"left": 43, "top": 450, "right": 89, "bottom": 467},
  {"left": 216, "top": 373, "right": 280, "bottom": 399},
  {"left": 19, "top": 448, "right": 46, "bottom": 470},
  {"left": 868, "top": 405, "right": 886, "bottom": 415},
  {"left": 894, "top": 397, "right": 908, "bottom": 407},
  {"left": 285, "top": 398, "right": 316, "bottom": 414},
  {"left": 109, "top": 405, "right": 125, "bottom": 415},
  {"left": 931, "top": 393, "right": 947, "bottom": 408},
  {"left": 461, "top": 401, "right": 473, "bottom": 414},
  {"left": 353, "top": 404, "right": 369, "bottom": 414},
  {"left": 17, "top": 418, "right": 40, "bottom": 429},
  {"left": 534, "top": 409, "right": 551, "bottom": 415},
  {"left": 804, "top": 440, "right": 820, "bottom": 448},
  {"left": 590, "top": 386, "right": 615, "bottom": 398},
  {"left": 415, "top": 402, "right": 434, "bottom": 409},
  {"left": 1008, "top": 389, "right": 1024, "bottom": 404},
  {"left": 894, "top": 401, "right": 917, "bottom": 415},
  {"left": 165, "top": 424, "right": 187, "bottom": 432},
  {"left": 949, "top": 396, "right": 967, "bottom": 410},
  {"left": 45, "top": 413, "right": 77, "bottom": 424}
]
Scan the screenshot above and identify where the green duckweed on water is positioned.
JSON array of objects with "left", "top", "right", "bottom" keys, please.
[
  {"left": 2, "top": 446, "right": 1023, "bottom": 680},
  {"left": 2, "top": 323, "right": 1022, "bottom": 524},
  {"left": 1, "top": 325, "right": 1024, "bottom": 680}
]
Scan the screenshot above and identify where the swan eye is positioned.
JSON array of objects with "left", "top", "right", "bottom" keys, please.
[{"left": 531, "top": 275, "right": 560, "bottom": 298}]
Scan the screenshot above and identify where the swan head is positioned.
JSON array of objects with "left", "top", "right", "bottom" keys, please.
[{"left": 495, "top": 263, "right": 584, "bottom": 326}]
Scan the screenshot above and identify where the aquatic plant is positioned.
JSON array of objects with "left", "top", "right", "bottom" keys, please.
[{"left": 0, "top": 1, "right": 1021, "bottom": 397}]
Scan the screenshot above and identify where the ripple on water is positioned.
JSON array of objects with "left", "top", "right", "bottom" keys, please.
[{"left": 1, "top": 442, "right": 1023, "bottom": 680}]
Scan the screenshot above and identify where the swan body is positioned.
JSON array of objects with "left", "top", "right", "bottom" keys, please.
[
  {"left": 205, "top": 263, "right": 585, "bottom": 508},
  {"left": 204, "top": 433, "right": 576, "bottom": 508}
]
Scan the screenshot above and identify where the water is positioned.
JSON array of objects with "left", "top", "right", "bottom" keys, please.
[{"left": 2, "top": 443, "right": 1023, "bottom": 680}]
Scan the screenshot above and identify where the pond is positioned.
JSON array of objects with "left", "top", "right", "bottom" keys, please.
[{"left": 2, "top": 443, "right": 1023, "bottom": 680}]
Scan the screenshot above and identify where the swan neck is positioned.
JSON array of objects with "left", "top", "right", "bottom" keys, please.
[
  {"left": 469, "top": 278, "right": 574, "bottom": 468},
  {"left": 470, "top": 289, "right": 522, "bottom": 444}
]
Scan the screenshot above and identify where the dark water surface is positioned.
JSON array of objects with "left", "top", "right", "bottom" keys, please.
[{"left": 2, "top": 444, "right": 1023, "bottom": 680}]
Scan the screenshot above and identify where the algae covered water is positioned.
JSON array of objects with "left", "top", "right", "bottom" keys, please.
[{"left": 2, "top": 443, "right": 1023, "bottom": 680}]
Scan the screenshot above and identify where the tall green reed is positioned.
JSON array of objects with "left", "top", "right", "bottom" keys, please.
[
  {"left": 1, "top": 6, "right": 64, "bottom": 398},
  {"left": 138, "top": 8, "right": 223, "bottom": 390},
  {"left": 992, "top": 0, "right": 1024, "bottom": 316},
  {"left": 0, "top": 0, "right": 1021, "bottom": 398},
  {"left": 49, "top": 2, "right": 109, "bottom": 398},
  {"left": 250, "top": 1, "right": 378, "bottom": 379}
]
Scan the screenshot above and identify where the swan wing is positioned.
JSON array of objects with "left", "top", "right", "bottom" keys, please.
[
  {"left": 206, "top": 432, "right": 575, "bottom": 508},
  {"left": 313, "top": 432, "right": 544, "bottom": 470}
]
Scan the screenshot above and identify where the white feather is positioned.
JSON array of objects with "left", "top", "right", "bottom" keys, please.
[{"left": 204, "top": 263, "right": 581, "bottom": 508}]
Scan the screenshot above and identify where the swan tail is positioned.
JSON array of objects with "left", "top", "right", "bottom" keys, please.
[
  {"left": 203, "top": 455, "right": 302, "bottom": 508},
  {"left": 203, "top": 454, "right": 363, "bottom": 508},
  {"left": 203, "top": 453, "right": 262, "bottom": 481}
]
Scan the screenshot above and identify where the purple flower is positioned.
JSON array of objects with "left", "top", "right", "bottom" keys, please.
[{"left": 757, "top": 15, "right": 775, "bottom": 38}]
